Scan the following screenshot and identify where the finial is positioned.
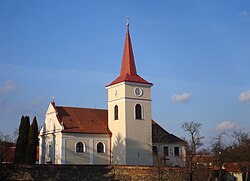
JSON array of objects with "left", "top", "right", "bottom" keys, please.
[
  {"left": 126, "top": 16, "right": 130, "bottom": 30},
  {"left": 52, "top": 96, "right": 55, "bottom": 103}
]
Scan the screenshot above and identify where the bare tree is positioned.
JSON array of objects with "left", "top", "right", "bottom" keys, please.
[
  {"left": 232, "top": 130, "right": 249, "bottom": 145},
  {"left": 182, "top": 121, "right": 204, "bottom": 181},
  {"left": 210, "top": 133, "right": 226, "bottom": 181},
  {"left": 210, "top": 131, "right": 250, "bottom": 181},
  {"left": 151, "top": 124, "right": 167, "bottom": 181},
  {"left": 12, "top": 128, "right": 19, "bottom": 143},
  {"left": 231, "top": 130, "right": 250, "bottom": 181}
]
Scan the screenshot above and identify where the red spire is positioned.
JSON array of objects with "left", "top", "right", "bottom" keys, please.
[
  {"left": 120, "top": 26, "right": 137, "bottom": 76},
  {"left": 106, "top": 22, "right": 152, "bottom": 87}
]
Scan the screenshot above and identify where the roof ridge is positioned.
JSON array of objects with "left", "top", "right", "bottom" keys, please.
[{"left": 56, "top": 105, "right": 107, "bottom": 111}]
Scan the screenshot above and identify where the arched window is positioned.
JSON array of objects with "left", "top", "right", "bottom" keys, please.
[
  {"left": 135, "top": 104, "right": 143, "bottom": 119},
  {"left": 76, "top": 142, "right": 85, "bottom": 153},
  {"left": 114, "top": 105, "right": 118, "bottom": 120},
  {"left": 97, "top": 142, "right": 105, "bottom": 153}
]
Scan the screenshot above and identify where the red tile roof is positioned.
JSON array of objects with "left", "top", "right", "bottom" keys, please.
[
  {"left": 108, "top": 74, "right": 152, "bottom": 87},
  {"left": 107, "top": 26, "right": 152, "bottom": 87},
  {"left": 192, "top": 154, "right": 214, "bottom": 163},
  {"left": 0, "top": 142, "right": 16, "bottom": 163},
  {"left": 120, "top": 28, "right": 137, "bottom": 77},
  {"left": 56, "top": 106, "right": 111, "bottom": 135},
  {"left": 213, "top": 163, "right": 243, "bottom": 173},
  {"left": 224, "top": 163, "right": 242, "bottom": 173}
]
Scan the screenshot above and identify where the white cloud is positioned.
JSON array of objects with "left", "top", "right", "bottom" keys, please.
[
  {"left": 239, "top": 11, "right": 250, "bottom": 20},
  {"left": 171, "top": 92, "right": 191, "bottom": 103},
  {"left": 0, "top": 80, "right": 18, "bottom": 97},
  {"left": 216, "top": 121, "right": 241, "bottom": 131},
  {"left": 239, "top": 90, "right": 250, "bottom": 103}
]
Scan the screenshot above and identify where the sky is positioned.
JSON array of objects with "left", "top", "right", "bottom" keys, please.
[{"left": 1, "top": 0, "right": 250, "bottom": 146}]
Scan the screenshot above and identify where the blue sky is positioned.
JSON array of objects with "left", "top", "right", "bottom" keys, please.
[{"left": 1, "top": 0, "right": 250, "bottom": 145}]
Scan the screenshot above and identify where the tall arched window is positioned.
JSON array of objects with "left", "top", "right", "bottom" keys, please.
[
  {"left": 114, "top": 105, "right": 118, "bottom": 120},
  {"left": 76, "top": 142, "right": 85, "bottom": 153},
  {"left": 135, "top": 104, "right": 143, "bottom": 120},
  {"left": 97, "top": 142, "right": 105, "bottom": 153}
]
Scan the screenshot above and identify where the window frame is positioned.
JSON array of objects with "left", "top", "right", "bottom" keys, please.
[
  {"left": 114, "top": 105, "right": 118, "bottom": 120},
  {"left": 48, "top": 144, "right": 52, "bottom": 157},
  {"left": 96, "top": 142, "right": 105, "bottom": 153},
  {"left": 135, "top": 103, "right": 143, "bottom": 120},
  {"left": 75, "top": 141, "right": 85, "bottom": 153},
  {"left": 174, "top": 146, "right": 180, "bottom": 156},
  {"left": 163, "top": 146, "right": 169, "bottom": 157},
  {"left": 48, "top": 140, "right": 52, "bottom": 158}
]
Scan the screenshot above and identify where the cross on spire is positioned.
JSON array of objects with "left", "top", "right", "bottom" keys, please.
[{"left": 126, "top": 16, "right": 130, "bottom": 30}]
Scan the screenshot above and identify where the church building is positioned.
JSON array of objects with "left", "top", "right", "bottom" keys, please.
[{"left": 39, "top": 23, "right": 186, "bottom": 166}]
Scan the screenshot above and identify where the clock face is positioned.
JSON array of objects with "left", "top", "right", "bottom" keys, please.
[{"left": 134, "top": 88, "right": 143, "bottom": 97}]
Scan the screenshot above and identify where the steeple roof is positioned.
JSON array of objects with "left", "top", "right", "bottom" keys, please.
[
  {"left": 120, "top": 26, "right": 137, "bottom": 76},
  {"left": 107, "top": 24, "right": 152, "bottom": 87}
]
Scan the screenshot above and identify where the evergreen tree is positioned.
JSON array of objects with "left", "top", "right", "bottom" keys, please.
[
  {"left": 14, "top": 116, "right": 30, "bottom": 163},
  {"left": 25, "top": 117, "right": 39, "bottom": 164}
]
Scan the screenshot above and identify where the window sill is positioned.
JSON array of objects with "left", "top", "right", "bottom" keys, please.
[{"left": 75, "top": 152, "right": 86, "bottom": 154}]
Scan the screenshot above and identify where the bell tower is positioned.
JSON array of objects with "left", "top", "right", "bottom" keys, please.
[{"left": 106, "top": 22, "right": 153, "bottom": 165}]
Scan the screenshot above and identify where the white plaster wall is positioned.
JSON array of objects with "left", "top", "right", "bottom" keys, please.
[
  {"left": 107, "top": 83, "right": 127, "bottom": 165},
  {"left": 153, "top": 143, "right": 186, "bottom": 167},
  {"left": 125, "top": 85, "right": 153, "bottom": 166},
  {"left": 107, "top": 82, "right": 153, "bottom": 166},
  {"left": 62, "top": 133, "right": 110, "bottom": 165},
  {"left": 39, "top": 103, "right": 63, "bottom": 164}
]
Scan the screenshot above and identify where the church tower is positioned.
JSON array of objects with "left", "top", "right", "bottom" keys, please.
[{"left": 106, "top": 22, "right": 153, "bottom": 165}]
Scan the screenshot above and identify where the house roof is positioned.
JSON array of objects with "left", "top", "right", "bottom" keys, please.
[
  {"left": 192, "top": 154, "right": 214, "bottom": 163},
  {"left": 0, "top": 142, "right": 16, "bottom": 163},
  {"left": 107, "top": 24, "right": 152, "bottom": 87},
  {"left": 54, "top": 104, "right": 183, "bottom": 144},
  {"left": 223, "top": 163, "right": 242, "bottom": 173},
  {"left": 152, "top": 120, "right": 186, "bottom": 144},
  {"left": 55, "top": 106, "right": 111, "bottom": 135}
]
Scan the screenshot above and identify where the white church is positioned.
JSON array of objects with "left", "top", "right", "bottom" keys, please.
[{"left": 39, "top": 23, "right": 186, "bottom": 166}]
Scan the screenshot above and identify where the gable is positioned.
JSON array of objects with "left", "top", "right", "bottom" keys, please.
[{"left": 40, "top": 102, "right": 62, "bottom": 135}]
